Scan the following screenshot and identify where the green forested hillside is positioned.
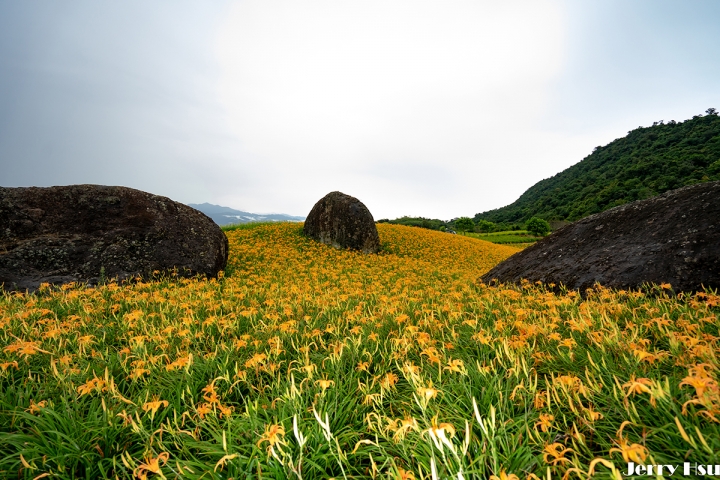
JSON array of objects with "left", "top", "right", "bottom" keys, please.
[{"left": 475, "top": 110, "right": 720, "bottom": 224}]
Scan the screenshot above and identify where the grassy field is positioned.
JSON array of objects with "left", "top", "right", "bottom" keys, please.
[
  {"left": 465, "top": 231, "right": 545, "bottom": 245},
  {"left": 1, "top": 223, "right": 718, "bottom": 479}
]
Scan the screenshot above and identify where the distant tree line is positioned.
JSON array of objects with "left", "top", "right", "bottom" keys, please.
[
  {"left": 473, "top": 109, "right": 720, "bottom": 225},
  {"left": 377, "top": 216, "right": 551, "bottom": 235},
  {"left": 377, "top": 217, "right": 449, "bottom": 231}
]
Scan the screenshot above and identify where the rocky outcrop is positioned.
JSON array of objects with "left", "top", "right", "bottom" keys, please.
[
  {"left": 303, "top": 191, "right": 380, "bottom": 253},
  {"left": 0, "top": 185, "right": 229, "bottom": 292},
  {"left": 481, "top": 181, "right": 720, "bottom": 294}
]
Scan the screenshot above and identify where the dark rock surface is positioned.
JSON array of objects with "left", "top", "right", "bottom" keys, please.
[
  {"left": 481, "top": 181, "right": 720, "bottom": 294},
  {"left": 0, "top": 185, "right": 229, "bottom": 292},
  {"left": 303, "top": 191, "right": 380, "bottom": 253}
]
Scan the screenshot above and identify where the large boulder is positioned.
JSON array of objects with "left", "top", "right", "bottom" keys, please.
[
  {"left": 303, "top": 191, "right": 380, "bottom": 253},
  {"left": 481, "top": 181, "right": 720, "bottom": 294},
  {"left": 0, "top": 185, "right": 229, "bottom": 292}
]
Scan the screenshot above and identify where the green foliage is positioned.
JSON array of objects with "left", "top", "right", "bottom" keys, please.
[
  {"left": 525, "top": 217, "right": 550, "bottom": 236},
  {"left": 475, "top": 111, "right": 720, "bottom": 224},
  {"left": 475, "top": 219, "right": 496, "bottom": 233},
  {"left": 454, "top": 217, "right": 475, "bottom": 232},
  {"left": 381, "top": 216, "right": 449, "bottom": 231},
  {"left": 468, "top": 230, "right": 543, "bottom": 244}
]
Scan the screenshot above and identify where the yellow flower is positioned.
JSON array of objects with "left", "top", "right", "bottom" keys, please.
[
  {"left": 356, "top": 361, "right": 370, "bottom": 372},
  {"left": 134, "top": 452, "right": 169, "bottom": 480},
  {"left": 585, "top": 408, "right": 603, "bottom": 422},
  {"left": 543, "top": 442, "right": 572, "bottom": 466},
  {"left": 77, "top": 377, "right": 107, "bottom": 396},
  {"left": 202, "top": 383, "right": 221, "bottom": 404},
  {"left": 196, "top": 403, "right": 212, "bottom": 419},
  {"left": 680, "top": 364, "right": 717, "bottom": 399},
  {"left": 127, "top": 368, "right": 150, "bottom": 381},
  {"left": 622, "top": 376, "right": 653, "bottom": 396},
  {"left": 299, "top": 363, "right": 317, "bottom": 377},
  {"left": 444, "top": 358, "right": 466, "bottom": 374},
  {"left": 27, "top": 400, "right": 47, "bottom": 414},
  {"left": 0, "top": 361, "right": 18, "bottom": 371},
  {"left": 393, "top": 415, "right": 419, "bottom": 441},
  {"left": 142, "top": 396, "right": 169, "bottom": 417},
  {"left": 424, "top": 416, "right": 456, "bottom": 451},
  {"left": 395, "top": 467, "right": 416, "bottom": 480},
  {"left": 245, "top": 353, "right": 267, "bottom": 369},
  {"left": 380, "top": 372, "right": 399, "bottom": 391},
  {"left": 165, "top": 355, "right": 191, "bottom": 371},
  {"left": 257, "top": 423, "right": 286, "bottom": 452},
  {"left": 489, "top": 471, "right": 519, "bottom": 480},
  {"left": 610, "top": 437, "right": 648, "bottom": 463},
  {"left": 417, "top": 386, "right": 439, "bottom": 401},
  {"left": 218, "top": 403, "right": 234, "bottom": 418},
  {"left": 4, "top": 340, "right": 45, "bottom": 357},
  {"left": 316, "top": 378, "right": 334, "bottom": 392},
  {"left": 420, "top": 347, "right": 442, "bottom": 365},
  {"left": 535, "top": 413, "right": 554, "bottom": 432},
  {"left": 533, "top": 391, "right": 547, "bottom": 409}
]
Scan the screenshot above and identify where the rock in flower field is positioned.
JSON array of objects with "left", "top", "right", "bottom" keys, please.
[
  {"left": 303, "top": 190, "right": 381, "bottom": 253},
  {"left": 0, "top": 185, "right": 228, "bottom": 292},
  {"left": 482, "top": 181, "right": 720, "bottom": 294},
  {"left": 0, "top": 222, "right": 718, "bottom": 478}
]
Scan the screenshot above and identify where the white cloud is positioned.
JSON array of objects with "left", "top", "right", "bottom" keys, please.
[
  {"left": 214, "top": 0, "right": 570, "bottom": 219},
  {"left": 3, "top": 2, "right": 718, "bottom": 220}
]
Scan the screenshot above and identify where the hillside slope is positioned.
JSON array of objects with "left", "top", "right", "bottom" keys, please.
[
  {"left": 475, "top": 111, "right": 720, "bottom": 224},
  {"left": 1, "top": 222, "right": 718, "bottom": 477}
]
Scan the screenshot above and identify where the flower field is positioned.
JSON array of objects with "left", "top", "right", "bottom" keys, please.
[{"left": 1, "top": 222, "right": 718, "bottom": 479}]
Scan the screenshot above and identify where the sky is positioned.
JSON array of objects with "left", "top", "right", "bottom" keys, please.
[{"left": 1, "top": 1, "right": 719, "bottom": 220}]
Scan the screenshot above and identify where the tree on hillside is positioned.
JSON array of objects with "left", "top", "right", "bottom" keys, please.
[
  {"left": 455, "top": 217, "right": 475, "bottom": 233},
  {"left": 475, "top": 219, "right": 496, "bottom": 233},
  {"left": 526, "top": 217, "right": 550, "bottom": 236},
  {"left": 384, "top": 216, "right": 448, "bottom": 231}
]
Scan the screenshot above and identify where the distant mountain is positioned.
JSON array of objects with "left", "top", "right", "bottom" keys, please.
[
  {"left": 188, "top": 203, "right": 305, "bottom": 226},
  {"left": 474, "top": 110, "right": 720, "bottom": 225}
]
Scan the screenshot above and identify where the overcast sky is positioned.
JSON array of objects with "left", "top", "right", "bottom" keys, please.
[{"left": 1, "top": 1, "right": 719, "bottom": 220}]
